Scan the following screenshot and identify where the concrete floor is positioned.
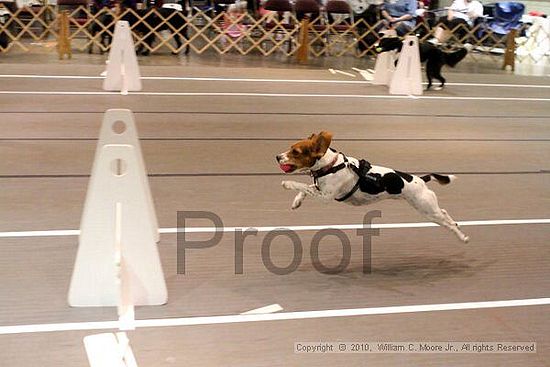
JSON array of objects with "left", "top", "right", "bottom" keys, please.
[{"left": 0, "top": 59, "right": 549, "bottom": 367}]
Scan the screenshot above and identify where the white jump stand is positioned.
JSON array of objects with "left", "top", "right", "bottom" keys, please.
[
  {"left": 84, "top": 332, "right": 138, "bottom": 367},
  {"left": 389, "top": 35, "right": 423, "bottom": 96},
  {"left": 103, "top": 21, "right": 142, "bottom": 95},
  {"left": 372, "top": 50, "right": 397, "bottom": 86},
  {"left": 68, "top": 109, "right": 166, "bottom": 308},
  {"left": 96, "top": 109, "right": 160, "bottom": 243},
  {"left": 68, "top": 143, "right": 167, "bottom": 307}
]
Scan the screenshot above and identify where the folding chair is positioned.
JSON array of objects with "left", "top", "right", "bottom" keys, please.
[
  {"left": 324, "top": 0, "right": 354, "bottom": 54},
  {"left": 262, "top": 0, "right": 294, "bottom": 52}
]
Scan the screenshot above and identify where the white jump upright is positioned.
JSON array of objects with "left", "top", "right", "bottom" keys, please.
[
  {"left": 82, "top": 203, "right": 139, "bottom": 367},
  {"left": 389, "top": 35, "right": 423, "bottom": 96},
  {"left": 372, "top": 50, "right": 397, "bottom": 86},
  {"left": 96, "top": 109, "right": 159, "bottom": 243},
  {"left": 68, "top": 111, "right": 166, "bottom": 308},
  {"left": 84, "top": 332, "right": 138, "bottom": 367},
  {"left": 103, "top": 21, "right": 142, "bottom": 95}
]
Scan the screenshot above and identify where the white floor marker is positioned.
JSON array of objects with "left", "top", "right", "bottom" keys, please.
[
  {"left": 352, "top": 67, "right": 374, "bottom": 81},
  {"left": 241, "top": 304, "right": 284, "bottom": 315},
  {"left": 334, "top": 69, "right": 356, "bottom": 77}
]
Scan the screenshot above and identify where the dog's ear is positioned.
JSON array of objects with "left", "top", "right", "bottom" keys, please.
[
  {"left": 313, "top": 131, "right": 333, "bottom": 157},
  {"left": 308, "top": 133, "right": 316, "bottom": 140}
]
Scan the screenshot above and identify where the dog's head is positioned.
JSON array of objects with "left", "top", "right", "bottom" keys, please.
[
  {"left": 276, "top": 131, "right": 333, "bottom": 173},
  {"left": 375, "top": 37, "right": 403, "bottom": 53}
]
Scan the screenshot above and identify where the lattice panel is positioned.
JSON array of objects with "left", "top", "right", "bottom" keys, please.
[{"left": 0, "top": 5, "right": 547, "bottom": 66}]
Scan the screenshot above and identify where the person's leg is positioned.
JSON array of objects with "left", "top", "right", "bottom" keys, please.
[{"left": 394, "top": 21, "right": 412, "bottom": 36}]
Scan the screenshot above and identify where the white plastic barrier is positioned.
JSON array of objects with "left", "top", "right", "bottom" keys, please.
[
  {"left": 103, "top": 21, "right": 142, "bottom": 95},
  {"left": 96, "top": 109, "right": 159, "bottom": 243},
  {"left": 389, "top": 35, "right": 423, "bottom": 96},
  {"left": 68, "top": 143, "right": 167, "bottom": 307},
  {"left": 84, "top": 332, "right": 138, "bottom": 367},
  {"left": 68, "top": 110, "right": 166, "bottom": 308},
  {"left": 372, "top": 50, "right": 397, "bottom": 86}
]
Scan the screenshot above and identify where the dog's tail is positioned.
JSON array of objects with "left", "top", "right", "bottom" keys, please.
[
  {"left": 421, "top": 173, "right": 456, "bottom": 185},
  {"left": 443, "top": 48, "right": 468, "bottom": 68}
]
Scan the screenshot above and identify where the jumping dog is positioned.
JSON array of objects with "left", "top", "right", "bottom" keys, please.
[{"left": 276, "top": 131, "right": 469, "bottom": 243}]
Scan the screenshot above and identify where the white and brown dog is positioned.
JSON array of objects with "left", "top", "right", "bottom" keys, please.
[{"left": 276, "top": 131, "right": 469, "bottom": 243}]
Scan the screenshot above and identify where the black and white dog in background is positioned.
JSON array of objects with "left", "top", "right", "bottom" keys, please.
[{"left": 376, "top": 37, "right": 468, "bottom": 90}]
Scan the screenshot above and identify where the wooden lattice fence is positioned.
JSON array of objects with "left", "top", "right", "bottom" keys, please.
[{"left": 0, "top": 5, "right": 548, "bottom": 65}]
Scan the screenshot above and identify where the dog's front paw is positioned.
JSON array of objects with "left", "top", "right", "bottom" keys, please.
[
  {"left": 291, "top": 192, "right": 306, "bottom": 210},
  {"left": 281, "top": 180, "right": 295, "bottom": 190}
]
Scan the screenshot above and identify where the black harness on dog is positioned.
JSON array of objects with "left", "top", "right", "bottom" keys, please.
[{"left": 311, "top": 149, "right": 380, "bottom": 202}]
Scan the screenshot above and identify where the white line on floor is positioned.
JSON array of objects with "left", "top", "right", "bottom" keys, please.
[
  {"left": 0, "top": 298, "right": 548, "bottom": 335},
  {"left": 0, "top": 90, "right": 549, "bottom": 102},
  {"left": 0, "top": 229, "right": 80, "bottom": 238},
  {"left": 0, "top": 74, "right": 549, "bottom": 89},
  {"left": 1, "top": 218, "right": 548, "bottom": 238}
]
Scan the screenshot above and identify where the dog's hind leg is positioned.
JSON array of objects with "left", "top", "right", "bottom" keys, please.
[
  {"left": 426, "top": 71, "right": 433, "bottom": 90},
  {"left": 439, "top": 208, "right": 467, "bottom": 241},
  {"left": 426, "top": 59, "right": 436, "bottom": 90},
  {"left": 435, "top": 73, "right": 446, "bottom": 89},
  {"left": 406, "top": 188, "right": 469, "bottom": 243},
  {"left": 426, "top": 58, "right": 445, "bottom": 90},
  {"left": 433, "top": 63, "right": 446, "bottom": 89}
]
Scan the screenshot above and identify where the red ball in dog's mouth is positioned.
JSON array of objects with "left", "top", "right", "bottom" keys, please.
[{"left": 279, "top": 164, "right": 295, "bottom": 173}]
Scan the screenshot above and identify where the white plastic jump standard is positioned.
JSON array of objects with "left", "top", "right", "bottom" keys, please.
[
  {"left": 84, "top": 332, "right": 138, "bottom": 367},
  {"left": 372, "top": 50, "right": 397, "bottom": 86},
  {"left": 389, "top": 35, "right": 423, "bottom": 96},
  {"left": 97, "top": 109, "right": 159, "bottom": 242},
  {"left": 103, "top": 21, "right": 142, "bottom": 94},
  {"left": 68, "top": 143, "right": 167, "bottom": 307}
]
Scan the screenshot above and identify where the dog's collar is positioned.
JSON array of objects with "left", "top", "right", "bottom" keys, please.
[{"left": 311, "top": 150, "right": 349, "bottom": 180}]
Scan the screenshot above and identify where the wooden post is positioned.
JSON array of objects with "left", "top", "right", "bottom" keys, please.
[
  {"left": 296, "top": 18, "right": 309, "bottom": 64},
  {"left": 57, "top": 10, "right": 71, "bottom": 60},
  {"left": 502, "top": 28, "right": 516, "bottom": 71}
]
